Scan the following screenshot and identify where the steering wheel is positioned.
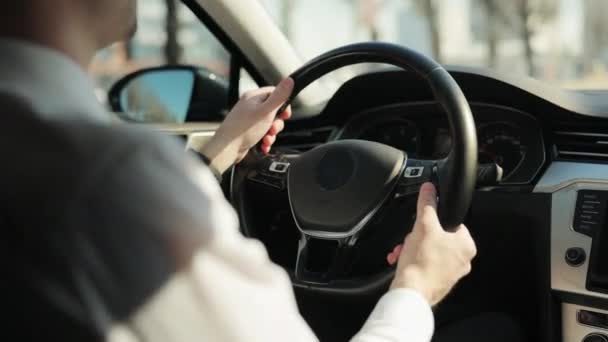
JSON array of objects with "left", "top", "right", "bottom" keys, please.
[{"left": 232, "top": 42, "right": 478, "bottom": 293}]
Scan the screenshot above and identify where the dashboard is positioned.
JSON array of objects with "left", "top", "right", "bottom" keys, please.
[
  {"left": 335, "top": 102, "right": 545, "bottom": 184},
  {"left": 260, "top": 67, "right": 608, "bottom": 342}
]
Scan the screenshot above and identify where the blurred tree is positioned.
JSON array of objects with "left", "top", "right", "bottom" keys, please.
[
  {"left": 513, "top": 0, "right": 558, "bottom": 76},
  {"left": 411, "top": 0, "right": 441, "bottom": 62},
  {"left": 164, "top": 0, "right": 182, "bottom": 64},
  {"left": 476, "top": 0, "right": 506, "bottom": 67},
  {"left": 280, "top": 0, "right": 297, "bottom": 40},
  {"left": 583, "top": 0, "right": 608, "bottom": 73},
  {"left": 357, "top": 0, "right": 383, "bottom": 41}
]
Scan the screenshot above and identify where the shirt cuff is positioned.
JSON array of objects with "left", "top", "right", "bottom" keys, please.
[
  {"left": 353, "top": 288, "right": 434, "bottom": 342},
  {"left": 189, "top": 149, "right": 223, "bottom": 183}
]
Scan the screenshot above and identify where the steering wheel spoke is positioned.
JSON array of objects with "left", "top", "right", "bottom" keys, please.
[
  {"left": 294, "top": 233, "right": 356, "bottom": 284},
  {"left": 246, "top": 153, "right": 299, "bottom": 191},
  {"left": 394, "top": 158, "right": 440, "bottom": 199}
]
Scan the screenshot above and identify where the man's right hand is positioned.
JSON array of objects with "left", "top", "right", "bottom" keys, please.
[{"left": 388, "top": 182, "right": 477, "bottom": 306}]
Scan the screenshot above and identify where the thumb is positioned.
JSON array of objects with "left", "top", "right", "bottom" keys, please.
[
  {"left": 416, "top": 183, "right": 438, "bottom": 214},
  {"left": 415, "top": 182, "right": 441, "bottom": 231},
  {"left": 262, "top": 78, "right": 295, "bottom": 112}
]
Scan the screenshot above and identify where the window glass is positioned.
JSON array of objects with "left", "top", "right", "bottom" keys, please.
[
  {"left": 257, "top": 0, "right": 608, "bottom": 90},
  {"left": 90, "top": 0, "right": 231, "bottom": 111}
]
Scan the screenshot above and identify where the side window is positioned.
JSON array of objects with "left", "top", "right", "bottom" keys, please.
[
  {"left": 240, "top": 68, "right": 260, "bottom": 96},
  {"left": 90, "top": 0, "right": 233, "bottom": 123}
]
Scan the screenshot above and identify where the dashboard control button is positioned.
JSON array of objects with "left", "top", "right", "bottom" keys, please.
[
  {"left": 578, "top": 310, "right": 608, "bottom": 330},
  {"left": 394, "top": 183, "right": 423, "bottom": 199},
  {"left": 583, "top": 333, "right": 608, "bottom": 342},
  {"left": 269, "top": 161, "right": 290, "bottom": 173},
  {"left": 573, "top": 190, "right": 607, "bottom": 237},
  {"left": 565, "top": 247, "right": 586, "bottom": 267},
  {"left": 404, "top": 167, "right": 424, "bottom": 178},
  {"left": 247, "top": 170, "right": 285, "bottom": 190}
]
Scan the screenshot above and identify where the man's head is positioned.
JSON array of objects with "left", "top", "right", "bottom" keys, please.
[
  {"left": 86, "top": 0, "right": 139, "bottom": 48},
  {"left": 0, "top": 0, "right": 138, "bottom": 66}
]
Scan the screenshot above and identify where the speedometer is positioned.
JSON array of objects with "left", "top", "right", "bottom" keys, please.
[
  {"left": 478, "top": 122, "right": 527, "bottom": 179},
  {"left": 357, "top": 120, "right": 419, "bottom": 156}
]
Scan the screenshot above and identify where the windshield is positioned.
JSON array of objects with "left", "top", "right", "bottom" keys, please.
[{"left": 258, "top": 0, "right": 608, "bottom": 90}]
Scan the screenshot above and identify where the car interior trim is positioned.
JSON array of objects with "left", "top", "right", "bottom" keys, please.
[
  {"left": 535, "top": 163, "right": 608, "bottom": 299},
  {"left": 535, "top": 162, "right": 608, "bottom": 194},
  {"left": 563, "top": 303, "right": 608, "bottom": 341},
  {"left": 191, "top": 0, "right": 328, "bottom": 107}
]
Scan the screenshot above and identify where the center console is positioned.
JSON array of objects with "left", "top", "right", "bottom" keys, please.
[{"left": 536, "top": 162, "right": 608, "bottom": 342}]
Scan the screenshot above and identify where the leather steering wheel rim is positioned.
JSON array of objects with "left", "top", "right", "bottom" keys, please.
[
  {"left": 234, "top": 42, "right": 478, "bottom": 294},
  {"left": 280, "top": 42, "right": 478, "bottom": 229}
]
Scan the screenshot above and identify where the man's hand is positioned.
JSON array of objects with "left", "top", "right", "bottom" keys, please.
[
  {"left": 387, "top": 183, "right": 477, "bottom": 306},
  {"left": 198, "top": 78, "right": 294, "bottom": 174}
]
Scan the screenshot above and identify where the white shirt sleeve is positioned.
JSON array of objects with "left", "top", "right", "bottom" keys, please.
[
  {"left": 185, "top": 227, "right": 434, "bottom": 342},
  {"left": 135, "top": 154, "right": 434, "bottom": 342},
  {"left": 352, "top": 289, "right": 434, "bottom": 342},
  {"left": 81, "top": 138, "right": 434, "bottom": 342}
]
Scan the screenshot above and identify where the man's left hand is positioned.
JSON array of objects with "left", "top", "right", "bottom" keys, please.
[{"left": 198, "top": 78, "right": 294, "bottom": 174}]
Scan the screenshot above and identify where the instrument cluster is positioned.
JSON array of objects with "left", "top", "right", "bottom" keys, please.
[{"left": 337, "top": 102, "right": 545, "bottom": 184}]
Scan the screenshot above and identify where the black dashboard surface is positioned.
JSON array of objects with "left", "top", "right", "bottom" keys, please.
[
  {"left": 279, "top": 67, "right": 608, "bottom": 187},
  {"left": 261, "top": 67, "right": 599, "bottom": 342}
]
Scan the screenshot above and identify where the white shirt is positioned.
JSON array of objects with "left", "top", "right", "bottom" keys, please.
[{"left": 0, "top": 38, "right": 434, "bottom": 342}]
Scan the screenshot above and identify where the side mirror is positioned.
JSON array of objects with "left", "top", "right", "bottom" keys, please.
[{"left": 108, "top": 66, "right": 229, "bottom": 123}]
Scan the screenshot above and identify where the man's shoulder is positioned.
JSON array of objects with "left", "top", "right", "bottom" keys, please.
[
  {"left": 0, "top": 93, "right": 186, "bottom": 214},
  {"left": 0, "top": 93, "right": 165, "bottom": 164}
]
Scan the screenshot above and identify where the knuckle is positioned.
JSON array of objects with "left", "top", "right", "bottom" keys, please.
[
  {"left": 418, "top": 214, "right": 431, "bottom": 226},
  {"left": 463, "top": 263, "right": 472, "bottom": 275},
  {"left": 468, "top": 242, "right": 478, "bottom": 258},
  {"left": 420, "top": 205, "right": 433, "bottom": 215},
  {"left": 241, "top": 90, "right": 255, "bottom": 99},
  {"left": 403, "top": 232, "right": 414, "bottom": 245},
  {"left": 419, "top": 218, "right": 438, "bottom": 232},
  {"left": 419, "top": 207, "right": 436, "bottom": 222}
]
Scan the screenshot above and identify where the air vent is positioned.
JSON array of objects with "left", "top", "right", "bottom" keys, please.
[
  {"left": 553, "top": 120, "right": 608, "bottom": 162},
  {"left": 275, "top": 126, "right": 336, "bottom": 152}
]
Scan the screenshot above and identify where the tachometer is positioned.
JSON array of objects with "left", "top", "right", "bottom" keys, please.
[
  {"left": 357, "top": 120, "right": 419, "bottom": 156},
  {"left": 478, "top": 122, "right": 527, "bottom": 179}
]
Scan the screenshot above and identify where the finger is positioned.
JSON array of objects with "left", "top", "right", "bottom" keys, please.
[
  {"left": 263, "top": 134, "right": 276, "bottom": 146},
  {"left": 393, "top": 244, "right": 403, "bottom": 255},
  {"left": 386, "top": 244, "right": 404, "bottom": 266},
  {"left": 415, "top": 183, "right": 441, "bottom": 232},
  {"left": 268, "top": 119, "right": 285, "bottom": 135},
  {"left": 387, "top": 252, "right": 397, "bottom": 265},
  {"left": 260, "top": 144, "right": 271, "bottom": 154},
  {"left": 416, "top": 182, "right": 438, "bottom": 214},
  {"left": 280, "top": 106, "right": 292, "bottom": 120},
  {"left": 241, "top": 86, "right": 275, "bottom": 101},
  {"left": 262, "top": 78, "right": 295, "bottom": 112}
]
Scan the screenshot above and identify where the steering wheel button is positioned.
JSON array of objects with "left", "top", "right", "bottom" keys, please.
[
  {"left": 404, "top": 167, "right": 424, "bottom": 178},
  {"left": 269, "top": 161, "right": 290, "bottom": 173}
]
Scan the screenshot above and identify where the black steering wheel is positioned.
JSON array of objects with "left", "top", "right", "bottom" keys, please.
[{"left": 232, "top": 42, "right": 477, "bottom": 294}]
